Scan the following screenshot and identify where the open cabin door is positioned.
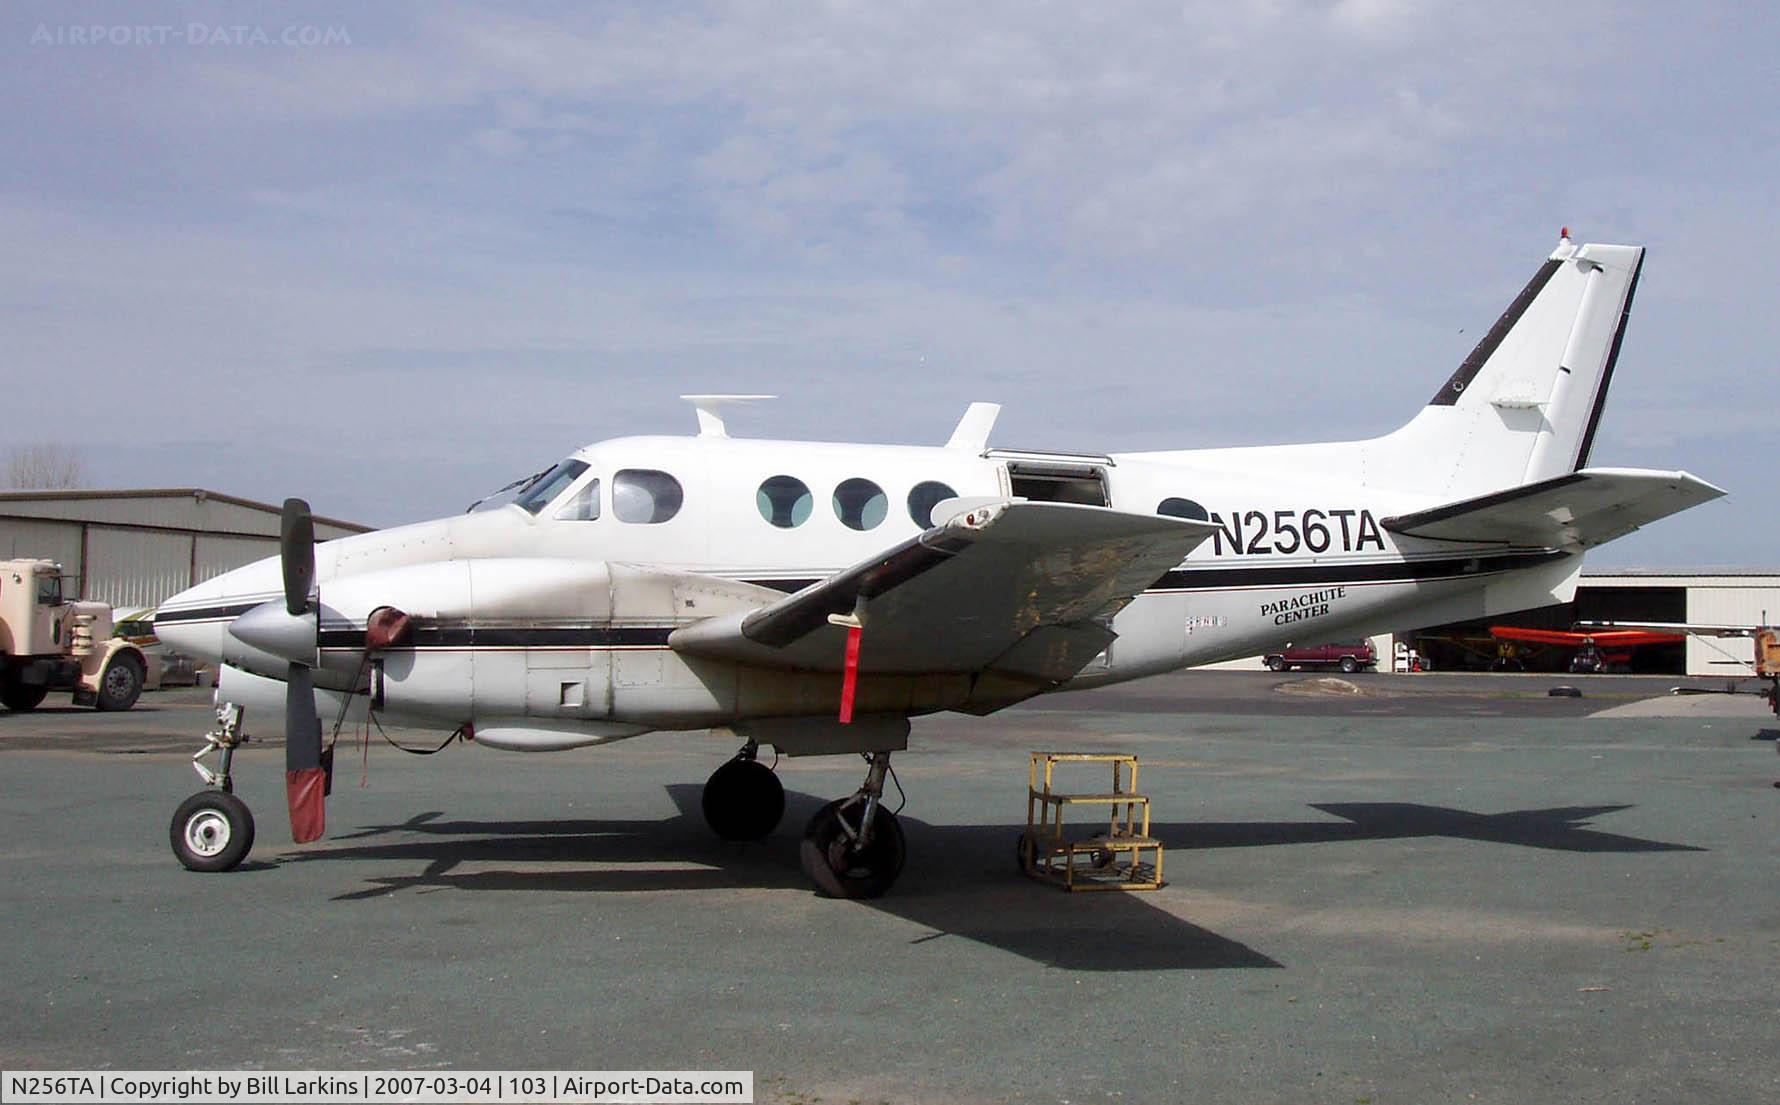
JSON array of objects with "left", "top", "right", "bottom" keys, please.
[{"left": 990, "top": 450, "right": 1113, "bottom": 507}]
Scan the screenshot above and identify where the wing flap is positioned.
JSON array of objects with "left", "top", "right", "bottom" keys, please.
[
  {"left": 670, "top": 500, "right": 1215, "bottom": 676},
  {"left": 1382, "top": 468, "right": 1724, "bottom": 548}
]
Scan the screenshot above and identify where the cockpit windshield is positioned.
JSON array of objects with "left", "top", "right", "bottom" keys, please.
[
  {"left": 513, "top": 459, "right": 590, "bottom": 515},
  {"left": 468, "top": 458, "right": 589, "bottom": 514}
]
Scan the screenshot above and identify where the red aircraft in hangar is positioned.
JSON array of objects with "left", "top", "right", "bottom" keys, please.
[{"left": 1486, "top": 626, "right": 1686, "bottom": 674}]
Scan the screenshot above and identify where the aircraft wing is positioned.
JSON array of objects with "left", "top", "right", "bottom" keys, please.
[
  {"left": 670, "top": 500, "right": 1216, "bottom": 680},
  {"left": 1578, "top": 620, "right": 1761, "bottom": 638},
  {"left": 1489, "top": 626, "right": 1684, "bottom": 648},
  {"left": 1381, "top": 468, "right": 1724, "bottom": 549}
]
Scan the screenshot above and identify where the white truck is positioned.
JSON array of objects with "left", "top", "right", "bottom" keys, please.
[{"left": 0, "top": 558, "right": 147, "bottom": 712}]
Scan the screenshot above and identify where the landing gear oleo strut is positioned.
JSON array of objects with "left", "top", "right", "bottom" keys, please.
[
  {"left": 169, "top": 703, "right": 256, "bottom": 872},
  {"left": 800, "top": 750, "right": 905, "bottom": 899}
]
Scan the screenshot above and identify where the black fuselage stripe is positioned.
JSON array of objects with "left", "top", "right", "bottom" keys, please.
[
  {"left": 156, "top": 601, "right": 263, "bottom": 625},
  {"left": 317, "top": 626, "right": 676, "bottom": 649},
  {"left": 1149, "top": 550, "right": 1565, "bottom": 590},
  {"left": 167, "top": 552, "right": 1565, "bottom": 646}
]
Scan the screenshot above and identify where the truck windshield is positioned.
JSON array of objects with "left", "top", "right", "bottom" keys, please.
[{"left": 36, "top": 573, "right": 61, "bottom": 605}]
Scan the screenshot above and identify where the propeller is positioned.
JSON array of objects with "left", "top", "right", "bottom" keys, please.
[{"left": 278, "top": 498, "right": 328, "bottom": 843}]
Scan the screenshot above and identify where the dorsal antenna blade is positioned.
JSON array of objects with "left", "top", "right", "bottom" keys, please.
[{"left": 680, "top": 394, "right": 776, "bottom": 438}]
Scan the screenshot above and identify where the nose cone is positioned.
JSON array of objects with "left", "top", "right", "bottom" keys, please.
[{"left": 228, "top": 600, "right": 318, "bottom": 665}]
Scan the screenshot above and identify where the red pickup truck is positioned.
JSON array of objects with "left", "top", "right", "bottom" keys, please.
[{"left": 1264, "top": 640, "right": 1377, "bottom": 674}]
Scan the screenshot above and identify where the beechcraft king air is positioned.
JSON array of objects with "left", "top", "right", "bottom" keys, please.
[{"left": 155, "top": 235, "right": 1722, "bottom": 897}]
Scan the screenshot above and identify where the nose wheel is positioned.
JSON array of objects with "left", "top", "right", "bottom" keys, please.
[
  {"left": 169, "top": 703, "right": 256, "bottom": 872},
  {"left": 701, "top": 742, "right": 786, "bottom": 841},
  {"left": 799, "top": 751, "right": 906, "bottom": 899},
  {"left": 170, "top": 790, "right": 255, "bottom": 872}
]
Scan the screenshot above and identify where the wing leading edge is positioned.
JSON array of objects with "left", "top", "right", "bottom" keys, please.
[
  {"left": 670, "top": 500, "right": 1216, "bottom": 682},
  {"left": 1381, "top": 468, "right": 1724, "bottom": 549}
]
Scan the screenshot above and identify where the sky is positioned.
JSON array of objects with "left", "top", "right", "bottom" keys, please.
[{"left": 2, "top": 2, "right": 1775, "bottom": 564}]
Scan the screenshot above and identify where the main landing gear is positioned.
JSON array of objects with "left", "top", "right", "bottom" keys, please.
[
  {"left": 701, "top": 743, "right": 908, "bottom": 899},
  {"left": 701, "top": 741, "right": 785, "bottom": 842},
  {"left": 799, "top": 751, "right": 905, "bottom": 900},
  {"left": 170, "top": 704, "right": 256, "bottom": 872}
]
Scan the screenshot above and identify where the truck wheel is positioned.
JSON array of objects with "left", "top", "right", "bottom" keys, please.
[
  {"left": 170, "top": 791, "right": 255, "bottom": 872},
  {"left": 95, "top": 654, "right": 143, "bottom": 711},
  {"left": 1, "top": 676, "right": 48, "bottom": 712},
  {"left": 1266, "top": 657, "right": 1286, "bottom": 672},
  {"left": 1339, "top": 656, "right": 1358, "bottom": 674}
]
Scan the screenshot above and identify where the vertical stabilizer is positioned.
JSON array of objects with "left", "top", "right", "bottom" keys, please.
[{"left": 1370, "top": 239, "right": 1645, "bottom": 498}]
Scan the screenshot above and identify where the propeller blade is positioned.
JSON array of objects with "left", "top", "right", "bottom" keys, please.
[
  {"left": 285, "top": 662, "right": 326, "bottom": 843},
  {"left": 280, "top": 497, "right": 315, "bottom": 616}
]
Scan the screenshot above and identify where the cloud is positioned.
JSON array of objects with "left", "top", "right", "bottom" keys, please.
[{"left": 2, "top": 0, "right": 1776, "bottom": 560}]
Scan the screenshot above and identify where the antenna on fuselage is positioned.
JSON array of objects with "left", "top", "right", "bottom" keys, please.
[{"left": 680, "top": 394, "right": 776, "bottom": 438}]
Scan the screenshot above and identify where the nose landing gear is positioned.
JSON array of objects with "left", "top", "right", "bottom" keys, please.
[{"left": 170, "top": 703, "right": 256, "bottom": 872}]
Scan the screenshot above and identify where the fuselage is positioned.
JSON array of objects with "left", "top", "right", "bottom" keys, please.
[{"left": 156, "top": 433, "right": 1575, "bottom": 745}]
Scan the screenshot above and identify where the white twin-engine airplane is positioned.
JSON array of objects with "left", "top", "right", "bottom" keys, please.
[{"left": 157, "top": 235, "right": 1722, "bottom": 897}]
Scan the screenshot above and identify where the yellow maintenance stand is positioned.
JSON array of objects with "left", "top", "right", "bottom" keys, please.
[{"left": 1018, "top": 752, "right": 1164, "bottom": 891}]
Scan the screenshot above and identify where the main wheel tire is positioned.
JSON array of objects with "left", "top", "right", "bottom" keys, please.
[
  {"left": 0, "top": 676, "right": 48, "bottom": 712},
  {"left": 170, "top": 791, "right": 255, "bottom": 872},
  {"left": 95, "top": 654, "right": 143, "bottom": 711},
  {"left": 800, "top": 798, "right": 906, "bottom": 899},
  {"left": 1339, "top": 656, "right": 1358, "bottom": 674},
  {"left": 701, "top": 758, "right": 786, "bottom": 841},
  {"left": 1266, "top": 657, "right": 1287, "bottom": 672},
  {"left": 1016, "top": 831, "right": 1036, "bottom": 873}
]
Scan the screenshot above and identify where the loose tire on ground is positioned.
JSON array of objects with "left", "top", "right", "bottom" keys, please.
[
  {"left": 170, "top": 791, "right": 255, "bottom": 872},
  {"left": 95, "top": 653, "right": 144, "bottom": 711}
]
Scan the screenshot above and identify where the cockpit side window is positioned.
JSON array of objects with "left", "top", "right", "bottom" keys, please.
[
  {"left": 613, "top": 469, "right": 684, "bottom": 524},
  {"left": 554, "top": 478, "right": 601, "bottom": 521},
  {"left": 513, "top": 459, "right": 589, "bottom": 515}
]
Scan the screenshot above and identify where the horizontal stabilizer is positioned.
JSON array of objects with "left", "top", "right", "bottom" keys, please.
[
  {"left": 1382, "top": 468, "right": 1724, "bottom": 549},
  {"left": 671, "top": 500, "right": 1216, "bottom": 677}
]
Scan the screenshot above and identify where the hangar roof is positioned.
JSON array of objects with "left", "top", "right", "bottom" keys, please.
[
  {"left": 1581, "top": 567, "right": 1780, "bottom": 587},
  {"left": 0, "top": 488, "right": 369, "bottom": 539}
]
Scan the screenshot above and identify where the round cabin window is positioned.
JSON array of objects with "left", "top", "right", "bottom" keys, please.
[
  {"left": 757, "top": 475, "right": 813, "bottom": 528},
  {"left": 833, "top": 478, "right": 888, "bottom": 531}
]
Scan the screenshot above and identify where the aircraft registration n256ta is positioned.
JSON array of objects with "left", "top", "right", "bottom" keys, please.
[{"left": 155, "top": 235, "right": 1723, "bottom": 897}]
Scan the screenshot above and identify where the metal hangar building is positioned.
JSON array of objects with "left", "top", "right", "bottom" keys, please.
[{"left": 0, "top": 489, "right": 369, "bottom": 609}]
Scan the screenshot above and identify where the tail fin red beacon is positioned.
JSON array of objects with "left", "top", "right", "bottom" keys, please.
[{"left": 1367, "top": 232, "right": 1645, "bottom": 499}]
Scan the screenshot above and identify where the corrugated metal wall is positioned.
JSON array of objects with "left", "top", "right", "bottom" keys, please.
[
  {"left": 0, "top": 519, "right": 82, "bottom": 573},
  {"left": 194, "top": 534, "right": 278, "bottom": 583},
  {"left": 0, "top": 519, "right": 281, "bottom": 608},
  {"left": 86, "top": 527, "right": 193, "bottom": 607},
  {"left": 1687, "top": 585, "right": 1780, "bottom": 675}
]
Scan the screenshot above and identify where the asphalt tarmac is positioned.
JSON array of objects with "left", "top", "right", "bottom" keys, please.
[{"left": 1, "top": 671, "right": 1775, "bottom": 1104}]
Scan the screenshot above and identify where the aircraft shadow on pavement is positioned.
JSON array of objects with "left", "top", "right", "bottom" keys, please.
[
  {"left": 296, "top": 785, "right": 1277, "bottom": 971},
  {"left": 284, "top": 791, "right": 1699, "bottom": 971},
  {"left": 1154, "top": 802, "right": 1706, "bottom": 854}
]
